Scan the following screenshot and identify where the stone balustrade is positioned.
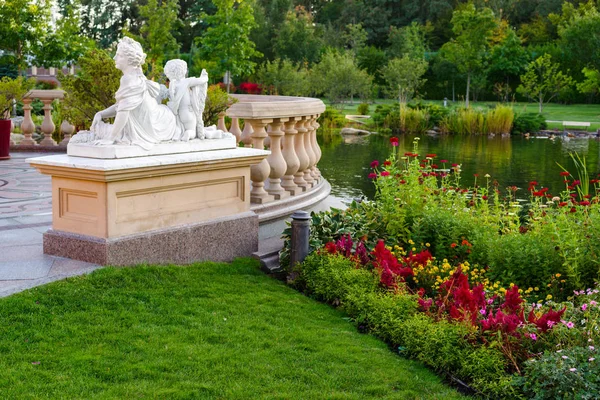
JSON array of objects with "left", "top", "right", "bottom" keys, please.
[
  {"left": 11, "top": 89, "right": 75, "bottom": 149},
  {"left": 225, "top": 95, "right": 326, "bottom": 206}
]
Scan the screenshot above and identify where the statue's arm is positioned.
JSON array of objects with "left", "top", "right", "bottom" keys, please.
[
  {"left": 186, "top": 75, "right": 209, "bottom": 88},
  {"left": 91, "top": 104, "right": 117, "bottom": 131}
]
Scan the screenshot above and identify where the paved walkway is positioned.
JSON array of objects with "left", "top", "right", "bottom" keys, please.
[{"left": 0, "top": 153, "right": 100, "bottom": 298}]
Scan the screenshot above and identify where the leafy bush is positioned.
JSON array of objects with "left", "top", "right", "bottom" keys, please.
[
  {"left": 203, "top": 85, "right": 237, "bottom": 126},
  {"left": 518, "top": 346, "right": 600, "bottom": 399},
  {"left": 511, "top": 112, "right": 547, "bottom": 134},
  {"left": 58, "top": 49, "right": 121, "bottom": 130},
  {"left": 486, "top": 105, "right": 514, "bottom": 134},
  {"left": 317, "top": 107, "right": 346, "bottom": 129},
  {"left": 357, "top": 102, "right": 370, "bottom": 115}
]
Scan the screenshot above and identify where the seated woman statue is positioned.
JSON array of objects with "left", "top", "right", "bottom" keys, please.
[
  {"left": 90, "top": 37, "right": 184, "bottom": 150},
  {"left": 163, "top": 59, "right": 231, "bottom": 140}
]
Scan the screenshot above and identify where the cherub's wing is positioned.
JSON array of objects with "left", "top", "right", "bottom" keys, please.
[{"left": 191, "top": 70, "right": 209, "bottom": 134}]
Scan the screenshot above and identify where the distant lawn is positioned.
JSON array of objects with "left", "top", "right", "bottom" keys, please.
[
  {"left": 0, "top": 259, "right": 463, "bottom": 399},
  {"left": 327, "top": 99, "right": 600, "bottom": 131}
]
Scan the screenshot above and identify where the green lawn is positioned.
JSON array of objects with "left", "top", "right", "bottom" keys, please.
[
  {"left": 331, "top": 99, "right": 600, "bottom": 131},
  {"left": 0, "top": 259, "right": 463, "bottom": 399}
]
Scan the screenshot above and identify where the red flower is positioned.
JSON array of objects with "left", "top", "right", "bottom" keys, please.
[
  {"left": 324, "top": 242, "right": 337, "bottom": 254},
  {"left": 399, "top": 180, "right": 406, "bottom": 184},
  {"left": 390, "top": 137, "right": 399, "bottom": 146},
  {"left": 380, "top": 171, "right": 390, "bottom": 177},
  {"left": 383, "top": 160, "right": 392, "bottom": 166},
  {"left": 368, "top": 172, "right": 377, "bottom": 179},
  {"left": 370, "top": 160, "right": 379, "bottom": 168},
  {"left": 570, "top": 207, "right": 577, "bottom": 213},
  {"left": 580, "top": 201, "right": 590, "bottom": 206},
  {"left": 426, "top": 153, "right": 436, "bottom": 158},
  {"left": 450, "top": 243, "right": 458, "bottom": 248},
  {"left": 560, "top": 171, "right": 570, "bottom": 176},
  {"left": 482, "top": 195, "right": 488, "bottom": 200},
  {"left": 528, "top": 307, "right": 566, "bottom": 333},
  {"left": 558, "top": 202, "right": 568, "bottom": 207},
  {"left": 440, "top": 159, "right": 448, "bottom": 163}
]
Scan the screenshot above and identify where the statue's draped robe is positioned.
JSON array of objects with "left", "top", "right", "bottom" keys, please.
[{"left": 112, "top": 73, "right": 182, "bottom": 150}]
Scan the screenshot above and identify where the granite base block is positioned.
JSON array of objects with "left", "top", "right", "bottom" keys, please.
[{"left": 43, "top": 211, "right": 259, "bottom": 266}]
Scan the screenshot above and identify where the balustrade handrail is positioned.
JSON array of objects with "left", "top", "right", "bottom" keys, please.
[{"left": 227, "top": 94, "right": 325, "bottom": 119}]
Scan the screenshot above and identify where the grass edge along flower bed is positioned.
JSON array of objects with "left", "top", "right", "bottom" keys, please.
[
  {"left": 284, "top": 136, "right": 600, "bottom": 398},
  {"left": 0, "top": 259, "right": 464, "bottom": 399}
]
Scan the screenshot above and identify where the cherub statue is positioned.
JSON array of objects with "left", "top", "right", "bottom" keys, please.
[
  {"left": 163, "top": 59, "right": 231, "bottom": 140},
  {"left": 85, "top": 37, "right": 184, "bottom": 149}
]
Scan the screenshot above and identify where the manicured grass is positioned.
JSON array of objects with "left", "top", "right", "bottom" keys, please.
[{"left": 0, "top": 259, "right": 463, "bottom": 399}]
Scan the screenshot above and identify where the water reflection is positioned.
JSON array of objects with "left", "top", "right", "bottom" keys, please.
[{"left": 318, "top": 130, "right": 600, "bottom": 201}]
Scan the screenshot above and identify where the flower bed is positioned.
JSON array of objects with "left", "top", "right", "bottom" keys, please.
[{"left": 283, "top": 137, "right": 600, "bottom": 398}]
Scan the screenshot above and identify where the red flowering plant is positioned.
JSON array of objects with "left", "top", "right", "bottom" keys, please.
[{"left": 239, "top": 82, "right": 262, "bottom": 94}]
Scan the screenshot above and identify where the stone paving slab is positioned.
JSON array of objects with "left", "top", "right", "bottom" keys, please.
[{"left": 0, "top": 153, "right": 101, "bottom": 297}]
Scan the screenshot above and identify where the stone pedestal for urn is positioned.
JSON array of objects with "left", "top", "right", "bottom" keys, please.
[{"left": 28, "top": 146, "right": 269, "bottom": 266}]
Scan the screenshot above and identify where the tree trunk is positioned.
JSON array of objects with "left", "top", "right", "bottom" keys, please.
[
  {"left": 452, "top": 79, "right": 455, "bottom": 102},
  {"left": 465, "top": 72, "right": 471, "bottom": 108},
  {"left": 539, "top": 94, "right": 543, "bottom": 113}
]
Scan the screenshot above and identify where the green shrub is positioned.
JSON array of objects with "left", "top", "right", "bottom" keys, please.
[
  {"left": 318, "top": 107, "right": 346, "bottom": 129},
  {"left": 357, "top": 102, "right": 370, "bottom": 115},
  {"left": 294, "top": 253, "right": 379, "bottom": 304},
  {"left": 344, "top": 287, "right": 417, "bottom": 344},
  {"left": 511, "top": 112, "right": 547, "bottom": 134},
  {"left": 517, "top": 346, "right": 600, "bottom": 399},
  {"left": 403, "top": 106, "right": 431, "bottom": 134}
]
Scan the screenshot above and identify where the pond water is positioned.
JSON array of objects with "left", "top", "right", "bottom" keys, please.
[{"left": 317, "top": 131, "right": 600, "bottom": 202}]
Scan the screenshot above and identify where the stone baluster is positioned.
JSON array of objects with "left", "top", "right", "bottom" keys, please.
[
  {"left": 229, "top": 117, "right": 242, "bottom": 143},
  {"left": 281, "top": 117, "right": 301, "bottom": 195},
  {"left": 311, "top": 116, "right": 322, "bottom": 181},
  {"left": 248, "top": 119, "right": 274, "bottom": 203},
  {"left": 303, "top": 115, "right": 316, "bottom": 187},
  {"left": 265, "top": 119, "right": 289, "bottom": 200},
  {"left": 39, "top": 99, "right": 58, "bottom": 146},
  {"left": 59, "top": 120, "right": 75, "bottom": 146},
  {"left": 264, "top": 124, "right": 271, "bottom": 149},
  {"left": 217, "top": 112, "right": 228, "bottom": 132},
  {"left": 293, "top": 118, "right": 310, "bottom": 191},
  {"left": 20, "top": 98, "right": 36, "bottom": 146},
  {"left": 240, "top": 120, "right": 253, "bottom": 146}
]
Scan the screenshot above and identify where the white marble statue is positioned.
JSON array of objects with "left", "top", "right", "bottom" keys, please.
[
  {"left": 71, "top": 37, "right": 230, "bottom": 151},
  {"left": 88, "top": 37, "right": 184, "bottom": 150},
  {"left": 163, "top": 59, "right": 230, "bottom": 140}
]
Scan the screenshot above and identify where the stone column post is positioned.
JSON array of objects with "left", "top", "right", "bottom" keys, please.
[
  {"left": 303, "top": 115, "right": 316, "bottom": 187},
  {"left": 265, "top": 118, "right": 289, "bottom": 200},
  {"left": 311, "top": 116, "right": 322, "bottom": 181},
  {"left": 293, "top": 117, "right": 310, "bottom": 191},
  {"left": 229, "top": 117, "right": 242, "bottom": 143},
  {"left": 217, "top": 112, "right": 228, "bottom": 132},
  {"left": 240, "top": 120, "right": 253, "bottom": 146},
  {"left": 20, "top": 98, "right": 36, "bottom": 146},
  {"left": 59, "top": 120, "right": 75, "bottom": 146},
  {"left": 248, "top": 119, "right": 274, "bottom": 203},
  {"left": 39, "top": 99, "right": 58, "bottom": 146},
  {"left": 281, "top": 117, "right": 301, "bottom": 195}
]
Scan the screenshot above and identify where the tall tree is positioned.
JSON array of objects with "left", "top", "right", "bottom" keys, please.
[
  {"left": 387, "top": 22, "right": 430, "bottom": 60},
  {"left": 197, "top": 0, "right": 262, "bottom": 91},
  {"left": 440, "top": 4, "right": 497, "bottom": 107},
  {"left": 488, "top": 27, "right": 528, "bottom": 101},
  {"left": 311, "top": 50, "right": 372, "bottom": 107},
  {"left": 79, "top": 0, "right": 138, "bottom": 48},
  {"left": 380, "top": 56, "right": 428, "bottom": 104},
  {"left": 274, "top": 6, "right": 322, "bottom": 64},
  {"left": 517, "top": 53, "right": 574, "bottom": 113},
  {"left": 0, "top": 0, "right": 50, "bottom": 73},
  {"left": 33, "top": 1, "right": 94, "bottom": 68}
]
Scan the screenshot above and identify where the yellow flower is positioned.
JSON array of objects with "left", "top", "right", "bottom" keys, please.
[
  {"left": 412, "top": 247, "right": 416, "bottom": 252},
  {"left": 534, "top": 287, "right": 539, "bottom": 291},
  {"left": 425, "top": 243, "right": 431, "bottom": 247},
  {"left": 546, "top": 294, "right": 553, "bottom": 300},
  {"left": 555, "top": 273, "right": 561, "bottom": 278},
  {"left": 408, "top": 239, "right": 415, "bottom": 245}
]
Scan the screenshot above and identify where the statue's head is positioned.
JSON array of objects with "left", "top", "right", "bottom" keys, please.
[
  {"left": 164, "top": 59, "right": 187, "bottom": 80},
  {"left": 116, "top": 37, "right": 146, "bottom": 68}
]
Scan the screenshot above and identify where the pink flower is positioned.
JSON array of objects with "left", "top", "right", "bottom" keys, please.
[
  {"left": 370, "top": 160, "right": 379, "bottom": 168},
  {"left": 480, "top": 309, "right": 486, "bottom": 315},
  {"left": 570, "top": 368, "right": 577, "bottom": 372},
  {"left": 380, "top": 171, "right": 390, "bottom": 177},
  {"left": 529, "top": 333, "right": 537, "bottom": 341},
  {"left": 390, "top": 137, "right": 399, "bottom": 146},
  {"left": 566, "top": 321, "right": 575, "bottom": 329},
  {"left": 582, "top": 304, "right": 588, "bottom": 311},
  {"left": 368, "top": 172, "right": 377, "bottom": 179},
  {"left": 590, "top": 301, "right": 597, "bottom": 306},
  {"left": 562, "top": 355, "right": 569, "bottom": 359},
  {"left": 547, "top": 320, "right": 555, "bottom": 328},
  {"left": 590, "top": 358, "right": 595, "bottom": 362},
  {"left": 590, "top": 346, "right": 595, "bottom": 351}
]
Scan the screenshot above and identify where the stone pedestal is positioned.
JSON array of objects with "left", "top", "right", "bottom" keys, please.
[{"left": 28, "top": 147, "right": 269, "bottom": 266}]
